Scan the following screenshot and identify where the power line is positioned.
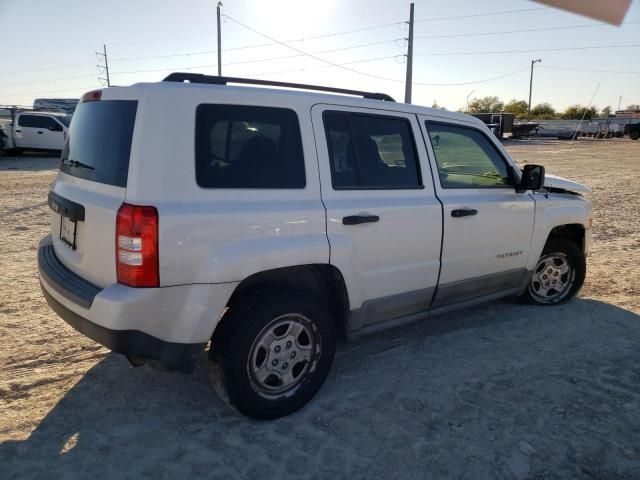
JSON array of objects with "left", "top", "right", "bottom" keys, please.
[
  {"left": 249, "top": 62, "right": 530, "bottom": 87},
  {"left": 415, "top": 7, "right": 547, "bottom": 23},
  {"left": 3, "top": 61, "right": 95, "bottom": 76},
  {"left": 221, "top": 14, "right": 405, "bottom": 82},
  {"left": 413, "top": 21, "right": 640, "bottom": 41},
  {"left": 414, "top": 67, "right": 530, "bottom": 86},
  {"left": 191, "top": 15, "right": 535, "bottom": 87},
  {"left": 1, "top": 85, "right": 99, "bottom": 98},
  {"left": 110, "top": 37, "right": 399, "bottom": 63},
  {"left": 540, "top": 65, "right": 640, "bottom": 75},
  {"left": 0, "top": 74, "right": 97, "bottom": 89},
  {"left": 415, "top": 44, "right": 640, "bottom": 56},
  {"left": 112, "top": 54, "right": 400, "bottom": 77},
  {"left": 111, "top": 39, "right": 403, "bottom": 76}
]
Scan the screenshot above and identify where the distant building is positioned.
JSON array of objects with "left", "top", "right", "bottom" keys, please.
[{"left": 33, "top": 98, "right": 78, "bottom": 114}]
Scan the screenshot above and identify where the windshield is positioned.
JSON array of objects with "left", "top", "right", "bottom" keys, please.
[{"left": 60, "top": 100, "right": 137, "bottom": 187}]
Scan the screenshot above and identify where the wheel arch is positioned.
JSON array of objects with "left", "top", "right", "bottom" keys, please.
[
  {"left": 544, "top": 223, "right": 586, "bottom": 252},
  {"left": 211, "top": 264, "right": 351, "bottom": 349}
]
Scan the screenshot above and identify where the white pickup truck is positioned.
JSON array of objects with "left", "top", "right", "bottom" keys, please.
[{"left": 0, "top": 111, "right": 70, "bottom": 154}]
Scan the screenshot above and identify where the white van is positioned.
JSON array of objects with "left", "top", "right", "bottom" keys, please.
[{"left": 38, "top": 74, "right": 592, "bottom": 419}]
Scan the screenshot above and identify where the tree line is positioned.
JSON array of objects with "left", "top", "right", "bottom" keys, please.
[{"left": 432, "top": 97, "right": 640, "bottom": 120}]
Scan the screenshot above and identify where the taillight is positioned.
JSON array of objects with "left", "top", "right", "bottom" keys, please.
[
  {"left": 82, "top": 90, "right": 102, "bottom": 102},
  {"left": 116, "top": 203, "right": 159, "bottom": 287}
]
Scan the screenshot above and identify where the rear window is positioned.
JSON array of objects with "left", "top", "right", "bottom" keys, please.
[
  {"left": 195, "top": 104, "right": 305, "bottom": 189},
  {"left": 60, "top": 100, "right": 137, "bottom": 187}
]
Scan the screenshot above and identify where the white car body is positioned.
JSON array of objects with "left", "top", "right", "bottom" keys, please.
[
  {"left": 1, "top": 111, "right": 69, "bottom": 152},
  {"left": 38, "top": 80, "right": 592, "bottom": 373}
]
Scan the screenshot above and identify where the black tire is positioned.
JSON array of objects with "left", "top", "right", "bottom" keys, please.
[
  {"left": 210, "top": 291, "right": 336, "bottom": 419},
  {"left": 629, "top": 129, "right": 639, "bottom": 141},
  {"left": 518, "top": 237, "right": 586, "bottom": 305}
]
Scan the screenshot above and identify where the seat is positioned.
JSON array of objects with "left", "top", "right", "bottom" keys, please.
[{"left": 230, "top": 136, "right": 278, "bottom": 186}]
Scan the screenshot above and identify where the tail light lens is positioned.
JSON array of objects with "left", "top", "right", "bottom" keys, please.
[
  {"left": 82, "top": 90, "right": 102, "bottom": 102},
  {"left": 116, "top": 203, "right": 159, "bottom": 287}
]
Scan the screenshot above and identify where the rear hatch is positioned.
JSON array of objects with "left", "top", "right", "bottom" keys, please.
[{"left": 48, "top": 93, "right": 138, "bottom": 288}]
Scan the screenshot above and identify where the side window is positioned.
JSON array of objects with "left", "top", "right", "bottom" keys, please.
[
  {"left": 195, "top": 104, "right": 305, "bottom": 188},
  {"left": 18, "top": 115, "right": 38, "bottom": 127},
  {"left": 323, "top": 111, "right": 421, "bottom": 189},
  {"left": 427, "top": 123, "right": 512, "bottom": 188},
  {"left": 46, "top": 117, "right": 63, "bottom": 131},
  {"left": 19, "top": 115, "right": 58, "bottom": 129}
]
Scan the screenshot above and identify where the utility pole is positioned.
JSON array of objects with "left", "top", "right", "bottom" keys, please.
[
  {"left": 466, "top": 90, "right": 475, "bottom": 112},
  {"left": 618, "top": 95, "right": 622, "bottom": 111},
  {"left": 404, "top": 3, "right": 414, "bottom": 104},
  {"left": 527, "top": 58, "right": 541, "bottom": 121},
  {"left": 96, "top": 44, "right": 111, "bottom": 87},
  {"left": 217, "top": 2, "right": 223, "bottom": 76},
  {"left": 103, "top": 44, "right": 111, "bottom": 87}
]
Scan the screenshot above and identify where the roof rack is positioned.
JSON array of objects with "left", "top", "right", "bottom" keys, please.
[{"left": 162, "top": 72, "right": 395, "bottom": 102}]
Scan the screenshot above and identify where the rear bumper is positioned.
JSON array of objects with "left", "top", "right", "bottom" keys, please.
[
  {"left": 40, "top": 285, "right": 204, "bottom": 372},
  {"left": 37, "top": 234, "right": 237, "bottom": 372}
]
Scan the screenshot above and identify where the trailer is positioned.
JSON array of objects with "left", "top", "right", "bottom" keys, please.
[
  {"left": 535, "top": 116, "right": 639, "bottom": 140},
  {"left": 470, "top": 113, "right": 516, "bottom": 139}
]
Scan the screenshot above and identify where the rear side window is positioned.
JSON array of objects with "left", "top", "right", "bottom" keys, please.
[
  {"left": 19, "top": 115, "right": 56, "bottom": 129},
  {"left": 195, "top": 104, "right": 305, "bottom": 188},
  {"left": 60, "top": 100, "right": 137, "bottom": 187},
  {"left": 323, "top": 111, "right": 422, "bottom": 189}
]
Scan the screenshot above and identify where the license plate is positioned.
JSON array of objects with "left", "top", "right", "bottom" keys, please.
[{"left": 60, "top": 215, "right": 77, "bottom": 249}]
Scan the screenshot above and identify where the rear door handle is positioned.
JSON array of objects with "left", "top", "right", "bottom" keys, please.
[
  {"left": 451, "top": 208, "right": 478, "bottom": 218},
  {"left": 342, "top": 214, "right": 380, "bottom": 225},
  {"left": 37, "top": 131, "right": 44, "bottom": 134}
]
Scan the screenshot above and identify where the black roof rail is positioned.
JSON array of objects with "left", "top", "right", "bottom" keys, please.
[{"left": 162, "top": 72, "right": 395, "bottom": 102}]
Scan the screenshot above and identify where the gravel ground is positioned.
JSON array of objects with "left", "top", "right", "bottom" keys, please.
[{"left": 1, "top": 141, "right": 639, "bottom": 479}]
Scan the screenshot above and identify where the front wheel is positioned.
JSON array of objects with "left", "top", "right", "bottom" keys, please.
[
  {"left": 518, "top": 238, "right": 586, "bottom": 305},
  {"left": 629, "top": 129, "right": 639, "bottom": 141},
  {"left": 210, "top": 292, "right": 336, "bottom": 419}
]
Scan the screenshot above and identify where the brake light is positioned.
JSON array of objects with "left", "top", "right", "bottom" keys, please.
[
  {"left": 116, "top": 203, "right": 159, "bottom": 287},
  {"left": 82, "top": 90, "right": 102, "bottom": 102}
]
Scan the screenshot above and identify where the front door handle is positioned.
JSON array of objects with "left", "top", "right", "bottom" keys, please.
[
  {"left": 451, "top": 208, "right": 478, "bottom": 218},
  {"left": 37, "top": 131, "right": 44, "bottom": 134},
  {"left": 342, "top": 214, "right": 380, "bottom": 225}
]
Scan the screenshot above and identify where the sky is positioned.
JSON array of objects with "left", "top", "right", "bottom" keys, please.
[{"left": 1, "top": 0, "right": 639, "bottom": 111}]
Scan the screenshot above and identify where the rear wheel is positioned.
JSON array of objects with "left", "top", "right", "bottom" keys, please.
[
  {"left": 519, "top": 238, "right": 585, "bottom": 305},
  {"left": 210, "top": 291, "right": 336, "bottom": 419},
  {"left": 629, "top": 129, "right": 639, "bottom": 141}
]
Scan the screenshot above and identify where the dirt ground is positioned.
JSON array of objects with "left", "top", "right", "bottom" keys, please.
[{"left": 1, "top": 140, "right": 639, "bottom": 479}]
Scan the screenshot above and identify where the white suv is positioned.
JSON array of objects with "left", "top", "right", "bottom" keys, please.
[{"left": 38, "top": 74, "right": 592, "bottom": 419}]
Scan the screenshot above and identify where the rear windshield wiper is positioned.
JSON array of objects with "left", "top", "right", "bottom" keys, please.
[{"left": 62, "top": 159, "right": 95, "bottom": 171}]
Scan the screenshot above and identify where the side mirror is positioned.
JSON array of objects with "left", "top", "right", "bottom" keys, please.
[{"left": 517, "top": 164, "right": 545, "bottom": 192}]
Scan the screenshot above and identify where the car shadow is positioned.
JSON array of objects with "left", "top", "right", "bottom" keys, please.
[
  {"left": 2, "top": 298, "right": 639, "bottom": 479},
  {"left": 0, "top": 154, "right": 59, "bottom": 172}
]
